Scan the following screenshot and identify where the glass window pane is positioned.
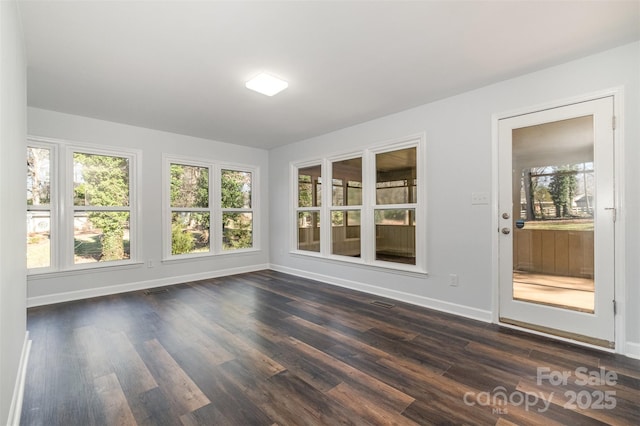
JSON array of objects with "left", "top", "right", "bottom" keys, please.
[
  {"left": 298, "top": 165, "right": 321, "bottom": 207},
  {"left": 74, "top": 211, "right": 130, "bottom": 263},
  {"left": 332, "top": 158, "right": 362, "bottom": 206},
  {"left": 27, "top": 147, "right": 51, "bottom": 206},
  {"left": 347, "top": 210, "right": 361, "bottom": 226},
  {"left": 332, "top": 210, "right": 361, "bottom": 258},
  {"left": 518, "top": 163, "right": 594, "bottom": 223},
  {"left": 376, "top": 147, "right": 416, "bottom": 205},
  {"left": 223, "top": 212, "right": 253, "bottom": 250},
  {"left": 297, "top": 211, "right": 320, "bottom": 252},
  {"left": 374, "top": 209, "right": 415, "bottom": 265},
  {"left": 171, "top": 212, "right": 210, "bottom": 255},
  {"left": 27, "top": 211, "right": 50, "bottom": 269},
  {"left": 512, "top": 117, "right": 595, "bottom": 313},
  {"left": 332, "top": 179, "right": 344, "bottom": 206},
  {"left": 170, "top": 163, "right": 209, "bottom": 208},
  {"left": 74, "top": 153, "right": 130, "bottom": 207},
  {"left": 347, "top": 182, "right": 362, "bottom": 206},
  {"left": 221, "top": 170, "right": 251, "bottom": 209}
]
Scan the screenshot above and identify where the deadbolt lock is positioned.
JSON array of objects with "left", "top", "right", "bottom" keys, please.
[{"left": 502, "top": 213, "right": 510, "bottom": 219}]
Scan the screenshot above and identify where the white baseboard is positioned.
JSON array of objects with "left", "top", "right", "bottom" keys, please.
[
  {"left": 27, "top": 264, "right": 270, "bottom": 307},
  {"left": 269, "top": 264, "right": 492, "bottom": 323},
  {"left": 625, "top": 341, "right": 640, "bottom": 360},
  {"left": 7, "top": 332, "right": 31, "bottom": 426}
]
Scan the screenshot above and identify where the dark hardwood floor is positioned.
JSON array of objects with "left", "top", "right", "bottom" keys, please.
[{"left": 21, "top": 270, "right": 640, "bottom": 425}]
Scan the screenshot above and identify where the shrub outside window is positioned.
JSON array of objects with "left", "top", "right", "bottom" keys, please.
[{"left": 169, "top": 163, "right": 211, "bottom": 255}]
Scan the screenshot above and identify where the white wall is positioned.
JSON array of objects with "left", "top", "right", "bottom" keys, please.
[
  {"left": 269, "top": 42, "right": 640, "bottom": 356},
  {"left": 27, "top": 108, "right": 270, "bottom": 304},
  {"left": 0, "top": 0, "right": 27, "bottom": 423}
]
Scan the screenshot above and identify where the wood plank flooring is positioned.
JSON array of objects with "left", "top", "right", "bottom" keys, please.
[{"left": 21, "top": 270, "right": 640, "bottom": 425}]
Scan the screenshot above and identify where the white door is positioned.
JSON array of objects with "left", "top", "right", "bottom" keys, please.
[{"left": 498, "top": 97, "right": 615, "bottom": 348}]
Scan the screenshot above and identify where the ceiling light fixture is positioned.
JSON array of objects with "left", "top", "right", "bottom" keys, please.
[{"left": 245, "top": 72, "right": 288, "bottom": 96}]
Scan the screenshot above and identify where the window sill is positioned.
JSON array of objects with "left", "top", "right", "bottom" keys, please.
[
  {"left": 27, "top": 261, "right": 144, "bottom": 280},
  {"left": 289, "top": 250, "right": 428, "bottom": 278},
  {"left": 162, "top": 248, "right": 262, "bottom": 264}
]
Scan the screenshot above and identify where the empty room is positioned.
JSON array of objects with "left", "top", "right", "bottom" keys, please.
[{"left": 2, "top": 1, "right": 640, "bottom": 425}]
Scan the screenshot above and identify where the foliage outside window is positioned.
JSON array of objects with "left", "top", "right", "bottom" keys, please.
[
  {"left": 518, "top": 162, "right": 594, "bottom": 230},
  {"left": 73, "top": 153, "right": 131, "bottom": 263},
  {"left": 292, "top": 137, "right": 424, "bottom": 271},
  {"left": 27, "top": 139, "right": 138, "bottom": 273},
  {"left": 169, "top": 163, "right": 210, "bottom": 255},
  {"left": 165, "top": 157, "right": 257, "bottom": 259},
  {"left": 221, "top": 169, "right": 253, "bottom": 250}
]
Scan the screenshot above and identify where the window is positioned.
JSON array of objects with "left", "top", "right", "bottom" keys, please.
[
  {"left": 27, "top": 138, "right": 139, "bottom": 273},
  {"left": 221, "top": 169, "right": 253, "bottom": 250},
  {"left": 374, "top": 147, "right": 417, "bottom": 265},
  {"left": 292, "top": 136, "right": 424, "bottom": 272},
  {"left": 73, "top": 152, "right": 132, "bottom": 264},
  {"left": 331, "top": 157, "right": 362, "bottom": 258},
  {"left": 169, "top": 163, "right": 211, "bottom": 255},
  {"left": 296, "top": 164, "right": 321, "bottom": 252},
  {"left": 27, "top": 144, "right": 53, "bottom": 269},
  {"left": 164, "top": 156, "right": 258, "bottom": 259}
]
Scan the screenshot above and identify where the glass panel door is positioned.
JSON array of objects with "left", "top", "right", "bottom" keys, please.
[{"left": 498, "top": 97, "right": 615, "bottom": 347}]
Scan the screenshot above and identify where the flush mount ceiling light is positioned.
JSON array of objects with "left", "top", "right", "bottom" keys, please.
[{"left": 245, "top": 72, "right": 288, "bottom": 96}]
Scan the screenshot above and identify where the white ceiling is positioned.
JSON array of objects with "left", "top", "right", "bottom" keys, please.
[{"left": 19, "top": 1, "right": 640, "bottom": 149}]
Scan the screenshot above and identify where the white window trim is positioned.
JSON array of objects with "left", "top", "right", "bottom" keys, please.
[
  {"left": 27, "top": 135, "right": 141, "bottom": 275},
  {"left": 219, "top": 163, "right": 260, "bottom": 254},
  {"left": 326, "top": 151, "right": 365, "bottom": 263},
  {"left": 163, "top": 155, "right": 214, "bottom": 260},
  {"left": 291, "top": 159, "right": 323, "bottom": 256},
  {"left": 27, "top": 139, "right": 58, "bottom": 274},
  {"left": 162, "top": 154, "right": 260, "bottom": 262},
  {"left": 290, "top": 134, "right": 427, "bottom": 274}
]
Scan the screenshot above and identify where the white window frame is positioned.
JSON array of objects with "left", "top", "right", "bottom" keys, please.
[
  {"left": 164, "top": 156, "right": 214, "bottom": 259},
  {"left": 27, "top": 136, "right": 141, "bottom": 275},
  {"left": 219, "top": 165, "right": 259, "bottom": 253},
  {"left": 27, "top": 140, "right": 58, "bottom": 273},
  {"left": 291, "top": 134, "right": 426, "bottom": 273},
  {"left": 291, "top": 159, "right": 323, "bottom": 257},
  {"left": 162, "top": 155, "right": 260, "bottom": 261},
  {"left": 327, "top": 152, "right": 364, "bottom": 261}
]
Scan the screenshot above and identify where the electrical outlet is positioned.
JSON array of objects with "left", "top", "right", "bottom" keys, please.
[
  {"left": 147, "top": 260, "right": 153, "bottom": 268},
  {"left": 449, "top": 274, "right": 459, "bottom": 287}
]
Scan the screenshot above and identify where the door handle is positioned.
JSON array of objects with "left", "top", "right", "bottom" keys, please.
[{"left": 501, "top": 228, "right": 511, "bottom": 235}]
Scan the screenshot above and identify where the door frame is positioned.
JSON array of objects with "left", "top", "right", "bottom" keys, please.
[{"left": 491, "top": 87, "right": 626, "bottom": 354}]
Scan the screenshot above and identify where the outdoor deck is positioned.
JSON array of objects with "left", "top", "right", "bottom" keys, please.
[{"left": 513, "top": 272, "right": 595, "bottom": 313}]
